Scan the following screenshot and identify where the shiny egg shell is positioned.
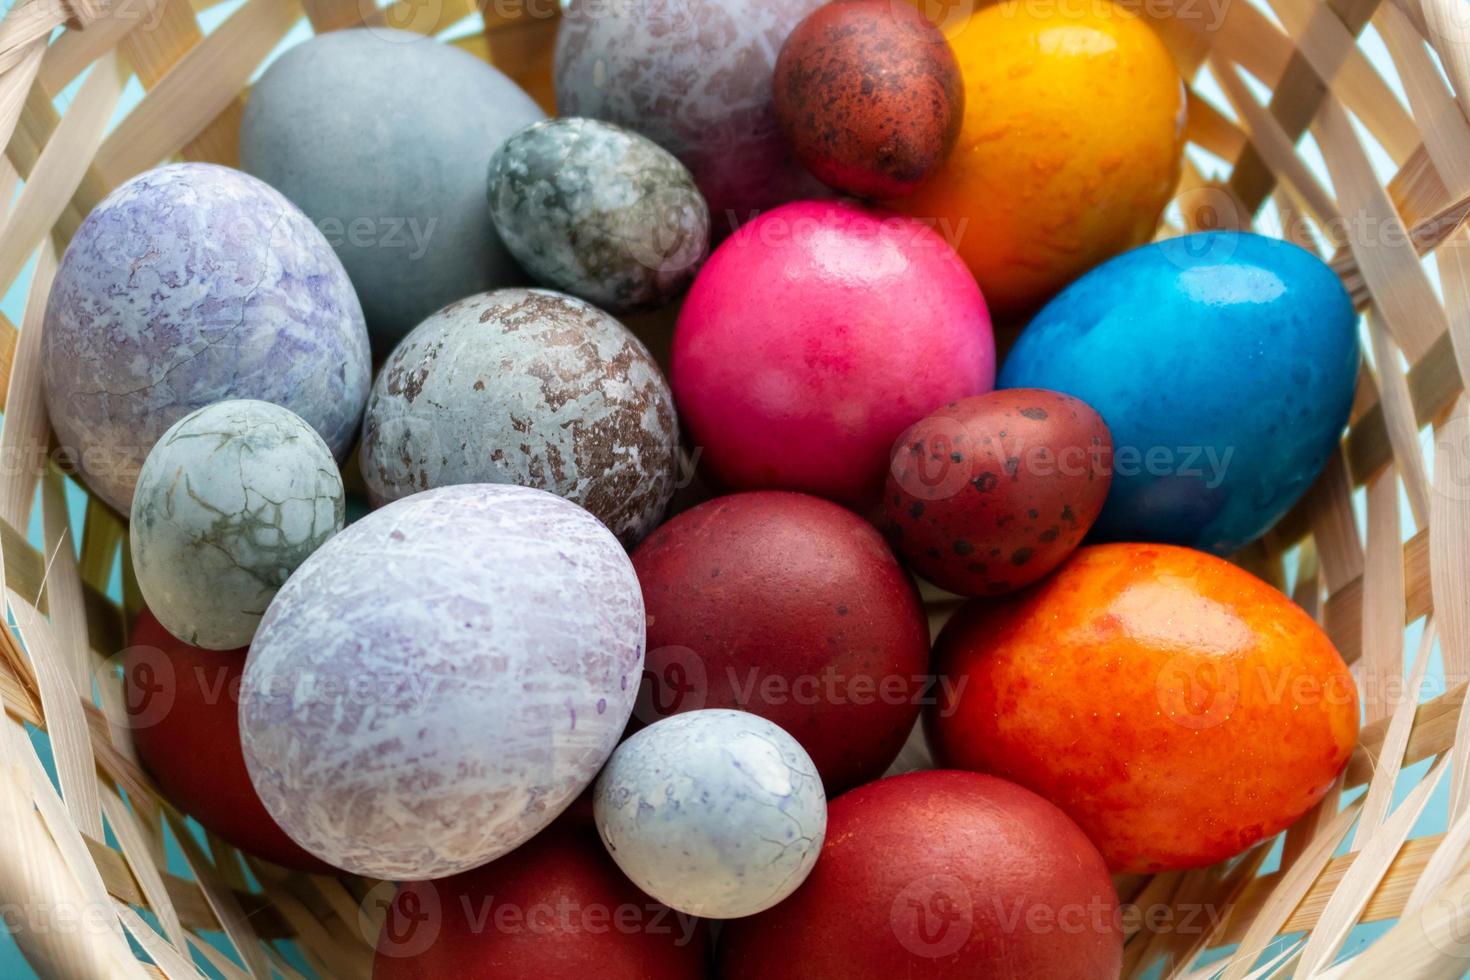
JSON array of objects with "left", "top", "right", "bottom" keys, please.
[
  {"left": 998, "top": 231, "right": 1360, "bottom": 554},
  {"left": 594, "top": 710, "right": 827, "bottom": 919},
  {"left": 239, "top": 484, "right": 644, "bottom": 879},
  {"left": 882, "top": 389, "right": 1112, "bottom": 595},
  {"left": 774, "top": 0, "right": 963, "bottom": 198}
]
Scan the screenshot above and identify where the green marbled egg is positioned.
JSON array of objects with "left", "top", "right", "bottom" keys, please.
[{"left": 130, "top": 399, "right": 345, "bottom": 650}]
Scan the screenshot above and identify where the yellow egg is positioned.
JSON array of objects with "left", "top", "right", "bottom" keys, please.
[{"left": 895, "top": 0, "right": 1186, "bottom": 320}]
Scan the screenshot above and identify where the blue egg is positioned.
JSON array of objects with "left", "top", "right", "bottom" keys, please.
[{"left": 998, "top": 231, "right": 1359, "bottom": 555}]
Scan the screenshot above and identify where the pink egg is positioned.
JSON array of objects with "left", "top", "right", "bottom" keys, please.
[{"left": 671, "top": 200, "right": 993, "bottom": 509}]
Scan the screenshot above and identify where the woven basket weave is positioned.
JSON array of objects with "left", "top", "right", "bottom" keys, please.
[{"left": 1, "top": 0, "right": 1469, "bottom": 975}]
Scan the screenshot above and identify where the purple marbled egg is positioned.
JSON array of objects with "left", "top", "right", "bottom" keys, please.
[
  {"left": 42, "top": 163, "right": 371, "bottom": 513},
  {"left": 238, "top": 483, "right": 644, "bottom": 879}
]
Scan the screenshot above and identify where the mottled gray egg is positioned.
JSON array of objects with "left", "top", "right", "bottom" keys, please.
[
  {"left": 240, "top": 28, "right": 545, "bottom": 351},
  {"left": 42, "top": 163, "right": 370, "bottom": 514},
  {"left": 555, "top": 0, "right": 827, "bottom": 233},
  {"left": 239, "top": 484, "right": 645, "bottom": 879},
  {"left": 360, "top": 288, "right": 678, "bottom": 546},
  {"left": 130, "top": 400, "right": 345, "bottom": 650},
  {"left": 594, "top": 709, "right": 827, "bottom": 918},
  {"left": 487, "top": 118, "right": 709, "bottom": 313}
]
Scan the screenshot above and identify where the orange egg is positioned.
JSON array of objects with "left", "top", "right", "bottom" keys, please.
[
  {"left": 895, "top": 0, "right": 1186, "bottom": 319},
  {"left": 926, "top": 543, "right": 1359, "bottom": 873}
]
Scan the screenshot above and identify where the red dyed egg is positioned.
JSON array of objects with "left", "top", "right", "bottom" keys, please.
[
  {"left": 631, "top": 491, "right": 930, "bottom": 792},
  {"left": 124, "top": 609, "right": 332, "bottom": 873},
  {"left": 374, "top": 823, "right": 710, "bottom": 979},
  {"left": 774, "top": 0, "right": 963, "bottom": 198},
  {"left": 882, "top": 389, "right": 1111, "bottom": 595},
  {"left": 718, "top": 770, "right": 1121, "bottom": 980}
]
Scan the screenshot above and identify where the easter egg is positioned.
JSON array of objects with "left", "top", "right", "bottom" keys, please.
[
  {"left": 124, "top": 610, "right": 333, "bottom": 873},
  {"left": 131, "top": 400, "right": 345, "bottom": 650},
  {"left": 672, "top": 200, "right": 993, "bottom": 508},
  {"left": 894, "top": 0, "right": 1186, "bottom": 319},
  {"left": 42, "top": 163, "right": 370, "bottom": 514},
  {"left": 374, "top": 822, "right": 710, "bottom": 979},
  {"left": 631, "top": 492, "right": 929, "bottom": 792},
  {"left": 239, "top": 484, "right": 644, "bottom": 879},
  {"left": 718, "top": 770, "right": 1121, "bottom": 980},
  {"left": 998, "top": 231, "right": 1360, "bottom": 554},
  {"left": 240, "top": 28, "right": 545, "bottom": 350},
  {"left": 594, "top": 710, "right": 826, "bottom": 918},
  {"left": 487, "top": 118, "right": 710, "bottom": 313},
  {"left": 555, "top": 0, "right": 825, "bottom": 232},
  {"left": 927, "top": 543, "right": 1360, "bottom": 872},
  {"left": 774, "top": 0, "right": 963, "bottom": 198},
  {"left": 881, "top": 389, "right": 1112, "bottom": 596},
  {"left": 360, "top": 289, "right": 678, "bottom": 546}
]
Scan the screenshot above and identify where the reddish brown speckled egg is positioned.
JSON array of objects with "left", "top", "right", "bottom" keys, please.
[
  {"left": 882, "top": 389, "right": 1111, "bottom": 596},
  {"left": 773, "top": 0, "right": 963, "bottom": 199}
]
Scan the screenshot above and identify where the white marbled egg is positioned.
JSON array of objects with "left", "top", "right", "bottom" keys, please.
[
  {"left": 130, "top": 399, "right": 344, "bottom": 650},
  {"left": 239, "top": 483, "right": 644, "bottom": 879},
  {"left": 594, "top": 709, "right": 826, "bottom": 918}
]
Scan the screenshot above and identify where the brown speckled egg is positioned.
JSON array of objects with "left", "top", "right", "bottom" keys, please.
[
  {"left": 883, "top": 389, "right": 1112, "bottom": 595},
  {"left": 774, "top": 0, "right": 963, "bottom": 199}
]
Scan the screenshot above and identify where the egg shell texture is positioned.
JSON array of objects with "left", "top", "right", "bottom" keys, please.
[
  {"left": 998, "top": 231, "right": 1360, "bottom": 554},
  {"left": 374, "top": 822, "right": 711, "bottom": 979},
  {"left": 894, "top": 0, "right": 1186, "bottom": 319},
  {"left": 882, "top": 389, "right": 1112, "bottom": 596},
  {"left": 774, "top": 0, "right": 963, "bottom": 199},
  {"left": 131, "top": 400, "right": 345, "bottom": 650},
  {"left": 126, "top": 610, "right": 335, "bottom": 873},
  {"left": 631, "top": 492, "right": 930, "bottom": 793},
  {"left": 594, "top": 710, "right": 826, "bottom": 919},
  {"left": 360, "top": 288, "right": 678, "bottom": 546},
  {"left": 554, "top": 0, "right": 827, "bottom": 231},
  {"left": 718, "top": 770, "right": 1122, "bottom": 980},
  {"left": 240, "top": 28, "right": 545, "bottom": 350},
  {"left": 672, "top": 200, "right": 994, "bottom": 509},
  {"left": 239, "top": 484, "right": 645, "bottom": 879},
  {"left": 41, "top": 162, "right": 370, "bottom": 514},
  {"left": 926, "top": 543, "right": 1360, "bottom": 873},
  {"left": 487, "top": 118, "right": 710, "bottom": 313}
]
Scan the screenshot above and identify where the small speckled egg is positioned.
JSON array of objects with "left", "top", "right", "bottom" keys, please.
[
  {"left": 239, "top": 484, "right": 645, "bottom": 879},
  {"left": 672, "top": 199, "right": 993, "bottom": 508},
  {"left": 488, "top": 118, "right": 710, "bottom": 313},
  {"left": 360, "top": 288, "right": 678, "bottom": 546},
  {"left": 555, "top": 0, "right": 826, "bottom": 233},
  {"left": 882, "top": 390, "right": 1112, "bottom": 596},
  {"left": 594, "top": 710, "right": 826, "bottom": 919},
  {"left": 42, "top": 163, "right": 370, "bottom": 514},
  {"left": 131, "top": 400, "right": 344, "bottom": 650},
  {"left": 774, "top": 0, "right": 963, "bottom": 199},
  {"left": 895, "top": 0, "right": 1186, "bottom": 319},
  {"left": 998, "top": 231, "right": 1360, "bottom": 554},
  {"left": 240, "top": 28, "right": 545, "bottom": 350}
]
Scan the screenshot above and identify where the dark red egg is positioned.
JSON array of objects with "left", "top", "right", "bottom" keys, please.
[
  {"left": 718, "top": 770, "right": 1122, "bottom": 980},
  {"left": 882, "top": 389, "right": 1112, "bottom": 595},
  {"left": 373, "top": 823, "right": 710, "bottom": 979},
  {"left": 774, "top": 0, "right": 964, "bottom": 199},
  {"left": 631, "top": 491, "right": 930, "bottom": 793},
  {"left": 125, "top": 609, "right": 333, "bottom": 873}
]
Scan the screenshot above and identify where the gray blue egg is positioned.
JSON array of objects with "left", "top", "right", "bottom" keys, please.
[
  {"left": 359, "top": 288, "right": 678, "bottom": 546},
  {"left": 129, "top": 400, "right": 345, "bottom": 650},
  {"left": 594, "top": 709, "right": 827, "bottom": 919},
  {"left": 488, "top": 117, "right": 709, "bottom": 313},
  {"left": 41, "top": 163, "right": 370, "bottom": 514},
  {"left": 998, "top": 231, "right": 1360, "bottom": 555},
  {"left": 240, "top": 28, "right": 545, "bottom": 351}
]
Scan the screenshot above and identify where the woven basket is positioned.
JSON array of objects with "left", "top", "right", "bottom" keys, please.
[{"left": 0, "top": 0, "right": 1468, "bottom": 975}]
